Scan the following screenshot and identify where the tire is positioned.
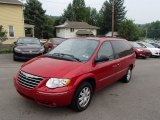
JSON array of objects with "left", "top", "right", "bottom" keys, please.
[
  {"left": 13, "top": 54, "right": 18, "bottom": 61},
  {"left": 121, "top": 67, "right": 132, "bottom": 83},
  {"left": 71, "top": 81, "right": 93, "bottom": 112}
]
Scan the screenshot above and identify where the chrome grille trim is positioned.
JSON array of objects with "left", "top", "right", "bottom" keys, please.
[
  {"left": 17, "top": 70, "right": 43, "bottom": 89},
  {"left": 19, "top": 73, "right": 42, "bottom": 82},
  {"left": 18, "top": 76, "right": 39, "bottom": 84}
]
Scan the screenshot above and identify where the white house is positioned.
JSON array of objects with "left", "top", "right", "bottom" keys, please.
[
  {"left": 106, "top": 32, "right": 118, "bottom": 37},
  {"left": 55, "top": 21, "right": 99, "bottom": 38}
]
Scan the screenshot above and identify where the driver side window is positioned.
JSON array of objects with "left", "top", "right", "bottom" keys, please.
[{"left": 97, "top": 41, "right": 114, "bottom": 61}]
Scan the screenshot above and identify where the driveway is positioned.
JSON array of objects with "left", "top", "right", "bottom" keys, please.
[{"left": 0, "top": 54, "right": 160, "bottom": 120}]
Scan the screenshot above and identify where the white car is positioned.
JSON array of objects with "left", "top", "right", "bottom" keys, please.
[{"left": 137, "top": 42, "right": 160, "bottom": 57}]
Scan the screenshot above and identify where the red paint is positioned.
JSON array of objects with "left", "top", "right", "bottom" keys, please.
[
  {"left": 133, "top": 47, "right": 151, "bottom": 58},
  {"left": 14, "top": 37, "right": 136, "bottom": 107}
]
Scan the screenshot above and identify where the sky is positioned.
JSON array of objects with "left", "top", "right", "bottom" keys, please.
[{"left": 24, "top": 0, "right": 160, "bottom": 24}]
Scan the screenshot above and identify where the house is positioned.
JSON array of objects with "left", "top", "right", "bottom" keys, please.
[
  {"left": 106, "top": 32, "right": 118, "bottom": 37},
  {"left": 0, "top": 0, "right": 25, "bottom": 43},
  {"left": 55, "top": 21, "right": 99, "bottom": 38}
]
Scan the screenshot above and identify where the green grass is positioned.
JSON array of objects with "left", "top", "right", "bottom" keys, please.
[{"left": 0, "top": 44, "right": 13, "bottom": 54}]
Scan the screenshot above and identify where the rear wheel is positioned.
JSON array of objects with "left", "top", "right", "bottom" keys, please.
[
  {"left": 71, "top": 82, "right": 93, "bottom": 112},
  {"left": 121, "top": 68, "right": 132, "bottom": 83}
]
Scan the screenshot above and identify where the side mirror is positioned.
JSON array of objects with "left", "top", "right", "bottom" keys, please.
[{"left": 95, "top": 55, "right": 109, "bottom": 63}]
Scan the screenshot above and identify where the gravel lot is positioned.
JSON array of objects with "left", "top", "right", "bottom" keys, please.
[{"left": 0, "top": 54, "right": 160, "bottom": 120}]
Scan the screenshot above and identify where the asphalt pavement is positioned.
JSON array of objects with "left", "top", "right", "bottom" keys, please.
[{"left": 0, "top": 54, "right": 160, "bottom": 120}]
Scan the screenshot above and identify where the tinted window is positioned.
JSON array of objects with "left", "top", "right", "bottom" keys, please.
[
  {"left": 111, "top": 40, "right": 133, "bottom": 58},
  {"left": 97, "top": 42, "right": 114, "bottom": 61},
  {"left": 151, "top": 43, "right": 160, "bottom": 48},
  {"left": 143, "top": 43, "right": 155, "bottom": 48}
]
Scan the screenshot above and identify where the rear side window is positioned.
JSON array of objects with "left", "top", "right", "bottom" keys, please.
[
  {"left": 111, "top": 40, "right": 134, "bottom": 58},
  {"left": 97, "top": 41, "right": 114, "bottom": 61}
]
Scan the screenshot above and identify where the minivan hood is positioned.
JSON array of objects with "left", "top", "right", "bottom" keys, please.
[{"left": 21, "top": 57, "right": 83, "bottom": 78}]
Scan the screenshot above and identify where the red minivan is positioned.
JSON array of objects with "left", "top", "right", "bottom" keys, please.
[{"left": 14, "top": 37, "right": 136, "bottom": 111}]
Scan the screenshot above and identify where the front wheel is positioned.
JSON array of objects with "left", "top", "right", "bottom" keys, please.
[
  {"left": 13, "top": 54, "right": 18, "bottom": 61},
  {"left": 71, "top": 82, "right": 93, "bottom": 112},
  {"left": 121, "top": 68, "right": 132, "bottom": 83}
]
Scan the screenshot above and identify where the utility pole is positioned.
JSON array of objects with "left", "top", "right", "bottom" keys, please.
[{"left": 112, "top": 0, "right": 115, "bottom": 37}]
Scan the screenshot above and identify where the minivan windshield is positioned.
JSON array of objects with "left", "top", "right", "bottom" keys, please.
[
  {"left": 17, "top": 38, "right": 41, "bottom": 45},
  {"left": 46, "top": 39, "right": 99, "bottom": 62}
]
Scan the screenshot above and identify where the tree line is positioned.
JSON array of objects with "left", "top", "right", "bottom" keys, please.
[{"left": 24, "top": 0, "right": 141, "bottom": 41}]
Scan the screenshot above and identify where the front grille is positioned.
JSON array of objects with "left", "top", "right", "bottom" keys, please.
[{"left": 18, "top": 70, "right": 43, "bottom": 89}]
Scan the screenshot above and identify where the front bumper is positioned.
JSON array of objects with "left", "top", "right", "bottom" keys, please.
[
  {"left": 136, "top": 51, "right": 151, "bottom": 58},
  {"left": 14, "top": 76, "right": 74, "bottom": 107},
  {"left": 151, "top": 52, "right": 160, "bottom": 57},
  {"left": 14, "top": 52, "right": 42, "bottom": 60}
]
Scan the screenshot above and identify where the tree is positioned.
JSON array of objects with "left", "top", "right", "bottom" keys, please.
[
  {"left": 139, "top": 21, "right": 160, "bottom": 39},
  {"left": 43, "top": 15, "right": 55, "bottom": 39},
  {"left": 62, "top": 3, "right": 74, "bottom": 22},
  {"left": 118, "top": 20, "right": 140, "bottom": 41},
  {"left": 0, "top": 25, "right": 7, "bottom": 41},
  {"left": 86, "top": 7, "right": 99, "bottom": 26},
  {"left": 62, "top": 0, "right": 88, "bottom": 22},
  {"left": 99, "top": 0, "right": 126, "bottom": 35},
  {"left": 147, "top": 21, "right": 160, "bottom": 39},
  {"left": 24, "top": 0, "right": 46, "bottom": 38}
]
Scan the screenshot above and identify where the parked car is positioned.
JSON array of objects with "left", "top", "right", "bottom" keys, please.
[
  {"left": 130, "top": 42, "right": 151, "bottom": 58},
  {"left": 44, "top": 38, "right": 66, "bottom": 53},
  {"left": 14, "top": 37, "right": 136, "bottom": 111},
  {"left": 13, "top": 37, "right": 45, "bottom": 61},
  {"left": 150, "top": 42, "right": 160, "bottom": 49},
  {"left": 137, "top": 42, "right": 160, "bottom": 57}
]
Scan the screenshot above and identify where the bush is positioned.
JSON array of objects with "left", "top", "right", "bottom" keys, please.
[
  {"left": 0, "top": 44, "right": 13, "bottom": 54},
  {"left": 0, "top": 25, "right": 7, "bottom": 42},
  {"left": 118, "top": 19, "right": 140, "bottom": 41}
]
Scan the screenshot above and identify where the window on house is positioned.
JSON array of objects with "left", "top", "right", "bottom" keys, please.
[
  {"left": 70, "top": 28, "right": 74, "bottom": 32},
  {"left": 8, "top": 25, "right": 14, "bottom": 37}
]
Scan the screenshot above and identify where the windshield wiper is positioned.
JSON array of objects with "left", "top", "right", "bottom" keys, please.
[{"left": 53, "top": 53, "right": 82, "bottom": 62}]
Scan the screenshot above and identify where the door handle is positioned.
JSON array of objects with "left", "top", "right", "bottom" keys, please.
[
  {"left": 112, "top": 65, "right": 117, "bottom": 68},
  {"left": 117, "top": 63, "right": 120, "bottom": 66},
  {"left": 113, "top": 63, "right": 120, "bottom": 68}
]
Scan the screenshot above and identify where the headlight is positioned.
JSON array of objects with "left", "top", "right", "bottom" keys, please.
[
  {"left": 14, "top": 48, "right": 21, "bottom": 52},
  {"left": 137, "top": 49, "right": 143, "bottom": 52},
  {"left": 46, "top": 78, "right": 71, "bottom": 88},
  {"left": 40, "top": 48, "right": 45, "bottom": 53}
]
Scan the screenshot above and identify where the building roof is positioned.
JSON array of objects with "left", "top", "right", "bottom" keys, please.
[
  {"left": 0, "top": 0, "right": 23, "bottom": 5},
  {"left": 76, "top": 30, "right": 93, "bottom": 35},
  {"left": 24, "top": 24, "right": 35, "bottom": 28},
  {"left": 56, "top": 21, "right": 99, "bottom": 29}
]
